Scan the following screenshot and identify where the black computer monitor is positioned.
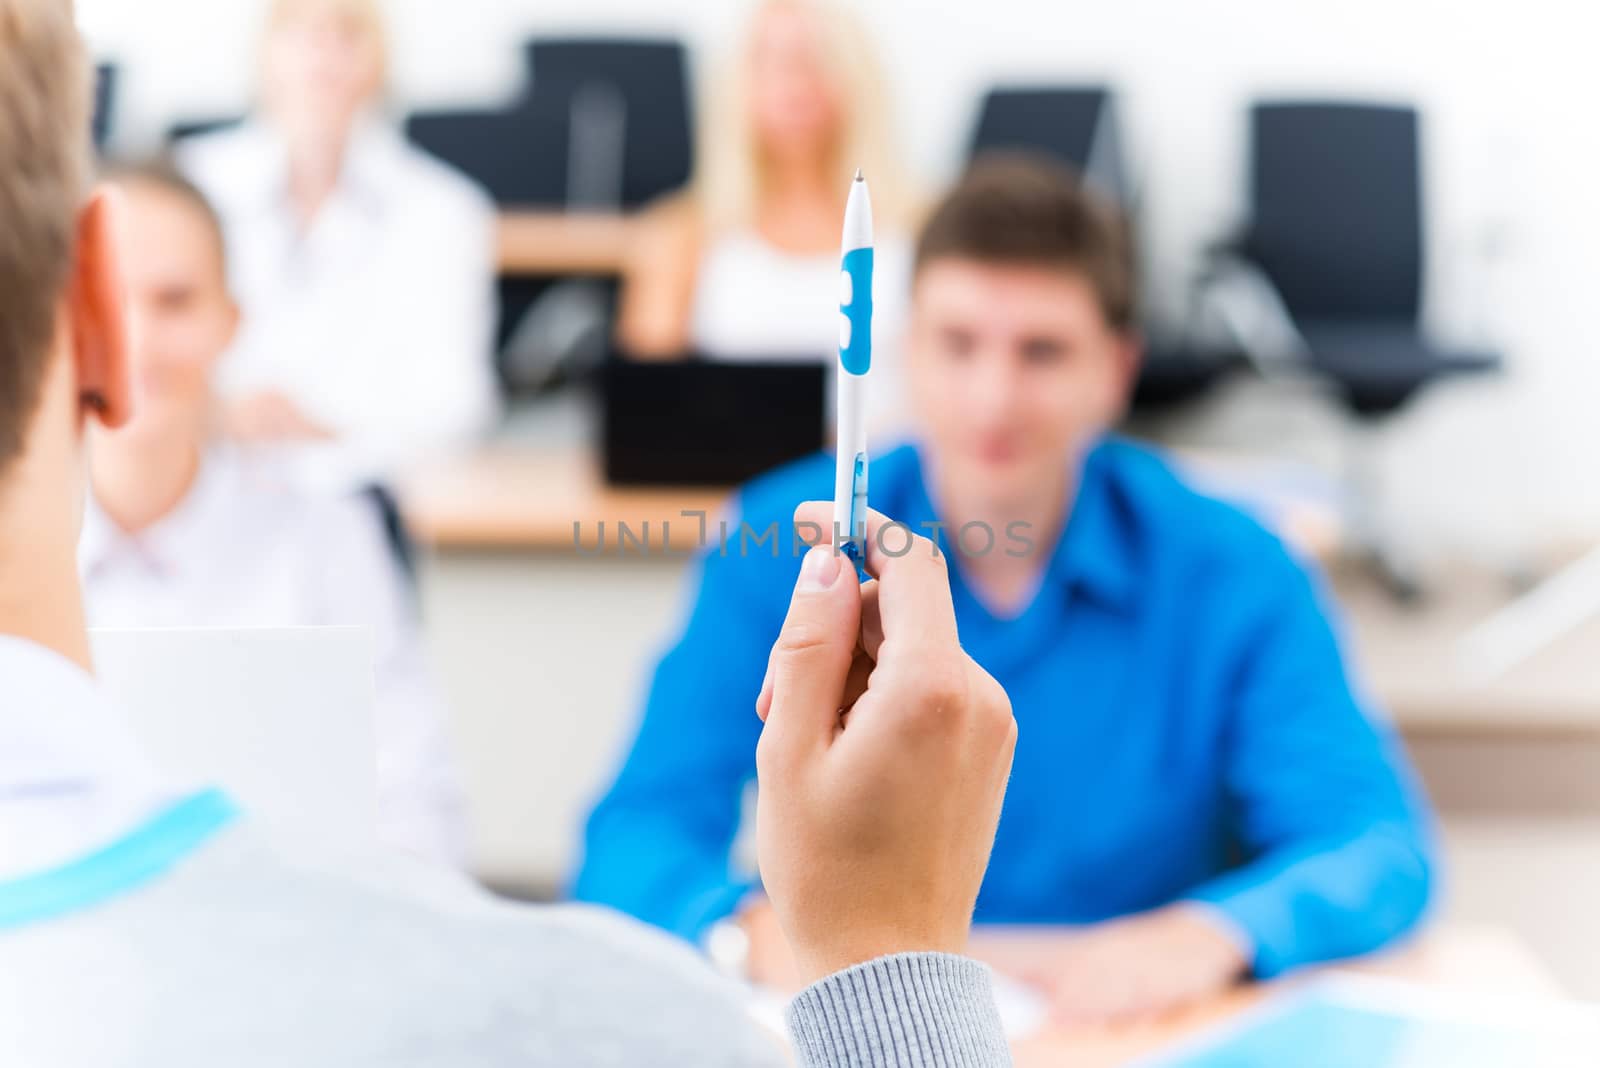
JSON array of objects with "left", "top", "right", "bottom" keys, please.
[{"left": 601, "top": 358, "right": 828, "bottom": 487}]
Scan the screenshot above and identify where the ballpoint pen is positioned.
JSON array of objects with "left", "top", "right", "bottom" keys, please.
[{"left": 834, "top": 168, "right": 872, "bottom": 577}]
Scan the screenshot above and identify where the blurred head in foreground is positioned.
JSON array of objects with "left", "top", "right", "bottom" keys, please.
[
  {"left": 91, "top": 163, "right": 237, "bottom": 476},
  {"left": 0, "top": 0, "right": 128, "bottom": 659},
  {"left": 906, "top": 155, "right": 1142, "bottom": 512}
]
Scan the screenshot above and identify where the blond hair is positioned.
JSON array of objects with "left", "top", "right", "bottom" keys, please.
[
  {"left": 695, "top": 0, "right": 918, "bottom": 234},
  {"left": 0, "top": 0, "right": 90, "bottom": 475},
  {"left": 262, "top": 0, "right": 390, "bottom": 93}
]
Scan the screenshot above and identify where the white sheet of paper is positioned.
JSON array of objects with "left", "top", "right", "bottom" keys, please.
[{"left": 91, "top": 626, "right": 379, "bottom": 853}]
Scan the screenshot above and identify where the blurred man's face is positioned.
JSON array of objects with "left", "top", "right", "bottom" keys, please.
[
  {"left": 100, "top": 184, "right": 237, "bottom": 450},
  {"left": 907, "top": 259, "right": 1138, "bottom": 509},
  {"left": 746, "top": 5, "right": 840, "bottom": 166},
  {"left": 263, "top": 7, "right": 382, "bottom": 136}
]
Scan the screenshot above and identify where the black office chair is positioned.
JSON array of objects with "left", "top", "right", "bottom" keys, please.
[
  {"left": 1245, "top": 102, "right": 1498, "bottom": 413},
  {"left": 1206, "top": 101, "right": 1502, "bottom": 597},
  {"left": 404, "top": 106, "right": 570, "bottom": 208},
  {"left": 406, "top": 104, "right": 586, "bottom": 394},
  {"left": 361, "top": 484, "right": 419, "bottom": 588},
  {"left": 522, "top": 37, "right": 694, "bottom": 209},
  {"left": 967, "top": 86, "right": 1130, "bottom": 206},
  {"left": 93, "top": 64, "right": 116, "bottom": 151}
]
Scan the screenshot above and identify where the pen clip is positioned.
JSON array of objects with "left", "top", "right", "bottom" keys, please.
[{"left": 841, "top": 452, "right": 869, "bottom": 583}]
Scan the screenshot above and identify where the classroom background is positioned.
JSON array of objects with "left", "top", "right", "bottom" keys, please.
[{"left": 81, "top": 0, "right": 1600, "bottom": 1007}]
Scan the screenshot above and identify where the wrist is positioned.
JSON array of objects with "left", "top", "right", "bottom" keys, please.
[
  {"left": 793, "top": 926, "right": 970, "bottom": 988},
  {"left": 1173, "top": 901, "right": 1254, "bottom": 976}
]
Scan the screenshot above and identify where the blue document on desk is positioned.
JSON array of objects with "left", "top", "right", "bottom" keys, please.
[{"left": 1143, "top": 979, "right": 1598, "bottom": 1068}]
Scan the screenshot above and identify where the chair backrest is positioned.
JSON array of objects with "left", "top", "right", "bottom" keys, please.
[
  {"left": 523, "top": 37, "right": 694, "bottom": 209},
  {"left": 93, "top": 63, "right": 116, "bottom": 151},
  {"left": 1247, "top": 101, "right": 1423, "bottom": 323},
  {"left": 360, "top": 483, "right": 418, "bottom": 585},
  {"left": 967, "top": 86, "right": 1128, "bottom": 203},
  {"left": 405, "top": 106, "right": 570, "bottom": 208}
]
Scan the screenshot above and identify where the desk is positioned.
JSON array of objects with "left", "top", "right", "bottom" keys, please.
[
  {"left": 497, "top": 211, "right": 635, "bottom": 276},
  {"left": 398, "top": 445, "right": 729, "bottom": 552},
  {"left": 1002, "top": 926, "right": 1566, "bottom": 1067},
  {"left": 403, "top": 442, "right": 1341, "bottom": 561}
]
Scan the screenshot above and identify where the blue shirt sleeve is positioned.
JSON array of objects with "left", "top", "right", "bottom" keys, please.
[
  {"left": 571, "top": 505, "right": 784, "bottom": 943},
  {"left": 1186, "top": 547, "right": 1438, "bottom": 978}
]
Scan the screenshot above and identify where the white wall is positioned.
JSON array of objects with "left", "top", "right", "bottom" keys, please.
[{"left": 83, "top": 0, "right": 1600, "bottom": 548}]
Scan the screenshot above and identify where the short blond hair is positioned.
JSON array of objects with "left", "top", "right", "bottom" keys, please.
[
  {"left": 0, "top": 0, "right": 91, "bottom": 475},
  {"left": 695, "top": 0, "right": 918, "bottom": 234}
]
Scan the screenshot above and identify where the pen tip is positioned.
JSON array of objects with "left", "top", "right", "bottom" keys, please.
[{"left": 854, "top": 168, "right": 864, "bottom": 182}]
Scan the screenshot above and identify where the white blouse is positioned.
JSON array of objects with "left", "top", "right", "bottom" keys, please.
[
  {"left": 178, "top": 119, "right": 501, "bottom": 490},
  {"left": 79, "top": 449, "right": 467, "bottom": 868},
  {"left": 690, "top": 231, "right": 914, "bottom": 433}
]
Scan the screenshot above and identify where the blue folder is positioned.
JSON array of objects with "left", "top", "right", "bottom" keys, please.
[{"left": 1143, "top": 985, "right": 1581, "bottom": 1068}]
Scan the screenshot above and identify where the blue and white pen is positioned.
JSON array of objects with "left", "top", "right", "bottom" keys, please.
[{"left": 834, "top": 169, "right": 873, "bottom": 575}]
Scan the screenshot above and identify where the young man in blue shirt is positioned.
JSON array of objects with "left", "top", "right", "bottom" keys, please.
[{"left": 576, "top": 156, "right": 1437, "bottom": 1022}]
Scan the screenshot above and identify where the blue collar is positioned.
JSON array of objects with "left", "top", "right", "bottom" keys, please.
[
  {"left": 0, "top": 788, "right": 239, "bottom": 932},
  {"left": 900, "top": 439, "right": 1141, "bottom": 616},
  {"left": 1042, "top": 442, "right": 1141, "bottom": 614}
]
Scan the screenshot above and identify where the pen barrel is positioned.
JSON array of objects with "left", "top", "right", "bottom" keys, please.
[
  {"left": 833, "top": 376, "right": 866, "bottom": 543},
  {"left": 835, "top": 249, "right": 872, "bottom": 549},
  {"left": 834, "top": 175, "right": 873, "bottom": 563}
]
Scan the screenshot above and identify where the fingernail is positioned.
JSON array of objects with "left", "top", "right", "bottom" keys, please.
[{"left": 799, "top": 544, "right": 842, "bottom": 590}]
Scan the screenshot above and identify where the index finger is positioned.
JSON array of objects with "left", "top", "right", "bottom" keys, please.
[{"left": 793, "top": 502, "right": 958, "bottom": 646}]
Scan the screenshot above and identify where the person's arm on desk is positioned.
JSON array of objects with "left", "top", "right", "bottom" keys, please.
[
  {"left": 615, "top": 194, "right": 700, "bottom": 359},
  {"left": 765, "top": 505, "right": 1017, "bottom": 1066},
  {"left": 1026, "top": 551, "right": 1435, "bottom": 1024},
  {"left": 1183, "top": 552, "right": 1436, "bottom": 971}
]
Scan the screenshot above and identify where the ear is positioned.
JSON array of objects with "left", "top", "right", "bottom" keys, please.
[{"left": 68, "top": 186, "right": 132, "bottom": 431}]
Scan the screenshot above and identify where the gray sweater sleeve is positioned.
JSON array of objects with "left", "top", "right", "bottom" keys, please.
[{"left": 786, "top": 953, "right": 1013, "bottom": 1067}]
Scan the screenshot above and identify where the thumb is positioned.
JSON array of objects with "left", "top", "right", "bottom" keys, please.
[{"left": 764, "top": 544, "right": 861, "bottom": 751}]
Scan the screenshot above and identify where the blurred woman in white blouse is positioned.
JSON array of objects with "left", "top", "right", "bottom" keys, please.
[
  {"left": 81, "top": 163, "right": 469, "bottom": 869},
  {"left": 178, "top": 0, "right": 499, "bottom": 490},
  {"left": 617, "top": 0, "right": 920, "bottom": 418}
]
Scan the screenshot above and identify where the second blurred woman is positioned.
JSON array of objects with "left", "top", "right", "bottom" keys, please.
[
  {"left": 617, "top": 0, "right": 919, "bottom": 389},
  {"left": 179, "top": 0, "right": 499, "bottom": 490}
]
